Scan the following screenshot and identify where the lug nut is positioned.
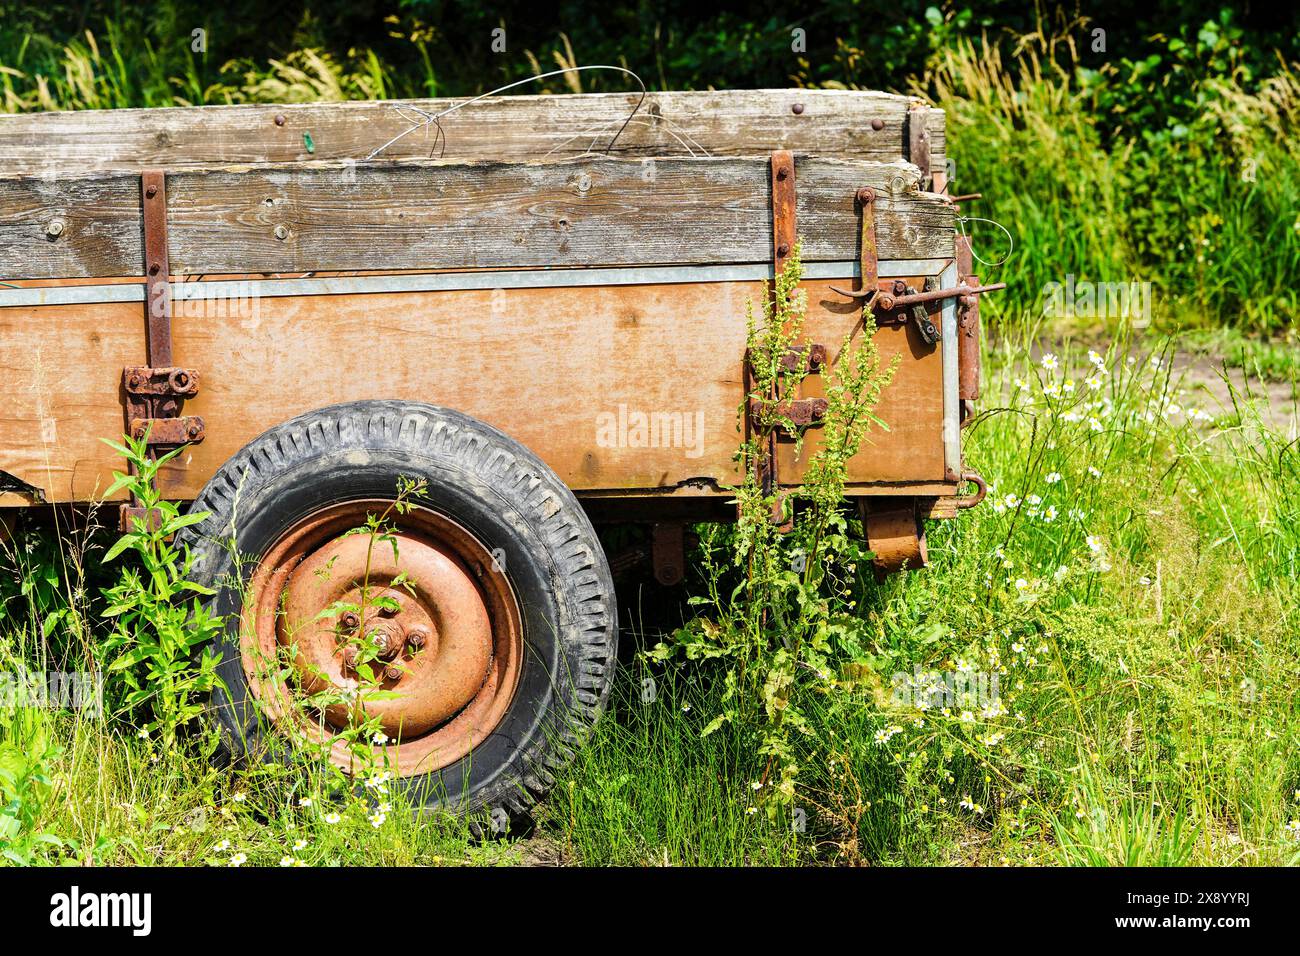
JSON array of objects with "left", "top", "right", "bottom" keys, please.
[
  {"left": 406, "top": 627, "right": 429, "bottom": 651},
  {"left": 378, "top": 602, "right": 398, "bottom": 618},
  {"left": 383, "top": 665, "right": 402, "bottom": 681},
  {"left": 340, "top": 611, "right": 360, "bottom": 630}
]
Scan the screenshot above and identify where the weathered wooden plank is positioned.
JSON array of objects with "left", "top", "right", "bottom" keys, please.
[
  {"left": 0, "top": 89, "right": 946, "bottom": 177},
  {"left": 0, "top": 275, "right": 943, "bottom": 504},
  {"left": 0, "top": 156, "right": 953, "bottom": 280}
]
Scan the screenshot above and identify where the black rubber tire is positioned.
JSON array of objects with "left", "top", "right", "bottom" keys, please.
[{"left": 178, "top": 400, "right": 617, "bottom": 818}]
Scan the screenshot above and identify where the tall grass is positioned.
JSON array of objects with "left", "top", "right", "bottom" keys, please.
[{"left": 921, "top": 31, "right": 1300, "bottom": 335}]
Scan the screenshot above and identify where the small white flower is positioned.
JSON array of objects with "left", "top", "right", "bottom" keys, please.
[
  {"left": 1045, "top": 472, "right": 1062, "bottom": 484},
  {"left": 280, "top": 856, "right": 298, "bottom": 867},
  {"left": 1088, "top": 417, "right": 1103, "bottom": 432},
  {"left": 369, "top": 811, "right": 387, "bottom": 829},
  {"left": 1041, "top": 353, "right": 1058, "bottom": 371},
  {"left": 1087, "top": 466, "right": 1102, "bottom": 478},
  {"left": 322, "top": 812, "right": 341, "bottom": 825},
  {"left": 1014, "top": 578, "right": 1029, "bottom": 591},
  {"left": 293, "top": 839, "right": 309, "bottom": 851},
  {"left": 1042, "top": 505, "right": 1058, "bottom": 522},
  {"left": 1086, "top": 535, "right": 1104, "bottom": 553},
  {"left": 1003, "top": 493, "right": 1020, "bottom": 508},
  {"left": 297, "top": 797, "right": 313, "bottom": 808},
  {"left": 227, "top": 853, "right": 247, "bottom": 867}
]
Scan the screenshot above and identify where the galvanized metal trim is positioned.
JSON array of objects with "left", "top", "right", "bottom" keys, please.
[
  {"left": 0, "top": 258, "right": 952, "bottom": 309},
  {"left": 939, "top": 261, "right": 961, "bottom": 475}
]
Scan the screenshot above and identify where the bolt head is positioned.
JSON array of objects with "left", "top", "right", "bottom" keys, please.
[
  {"left": 274, "top": 224, "right": 289, "bottom": 240},
  {"left": 45, "top": 219, "right": 64, "bottom": 238},
  {"left": 340, "top": 611, "right": 360, "bottom": 630},
  {"left": 870, "top": 118, "right": 884, "bottom": 131},
  {"left": 791, "top": 102, "right": 805, "bottom": 115},
  {"left": 274, "top": 114, "right": 286, "bottom": 126},
  {"left": 383, "top": 665, "right": 402, "bottom": 681},
  {"left": 406, "top": 627, "right": 428, "bottom": 651}
]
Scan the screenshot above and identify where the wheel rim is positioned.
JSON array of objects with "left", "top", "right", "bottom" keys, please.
[{"left": 241, "top": 500, "right": 523, "bottom": 777}]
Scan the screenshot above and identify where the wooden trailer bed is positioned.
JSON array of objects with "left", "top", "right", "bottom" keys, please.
[{"left": 0, "top": 87, "right": 996, "bottom": 813}]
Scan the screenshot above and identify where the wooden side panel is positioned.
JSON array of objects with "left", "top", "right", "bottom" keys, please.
[
  {"left": 0, "top": 278, "right": 944, "bottom": 503},
  {"left": 0, "top": 300, "right": 143, "bottom": 503},
  {"left": 0, "top": 157, "right": 950, "bottom": 280},
  {"left": 0, "top": 90, "right": 946, "bottom": 178}
]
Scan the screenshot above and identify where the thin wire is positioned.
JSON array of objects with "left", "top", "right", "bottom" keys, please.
[
  {"left": 365, "top": 66, "right": 647, "bottom": 161},
  {"left": 956, "top": 215, "right": 1014, "bottom": 268}
]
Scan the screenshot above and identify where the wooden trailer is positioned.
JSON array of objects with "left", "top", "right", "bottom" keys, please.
[{"left": 0, "top": 89, "right": 994, "bottom": 815}]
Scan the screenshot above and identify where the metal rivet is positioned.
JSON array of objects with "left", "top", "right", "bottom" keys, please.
[
  {"left": 45, "top": 219, "right": 64, "bottom": 238},
  {"left": 791, "top": 103, "right": 804, "bottom": 115},
  {"left": 274, "top": 114, "right": 286, "bottom": 126},
  {"left": 871, "top": 118, "right": 884, "bottom": 131},
  {"left": 145, "top": 185, "right": 158, "bottom": 198},
  {"left": 274, "top": 224, "right": 289, "bottom": 241},
  {"left": 777, "top": 242, "right": 790, "bottom": 257},
  {"left": 776, "top": 166, "right": 790, "bottom": 181}
]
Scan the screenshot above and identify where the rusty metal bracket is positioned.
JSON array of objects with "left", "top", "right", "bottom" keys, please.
[
  {"left": 955, "top": 234, "right": 982, "bottom": 410},
  {"left": 120, "top": 171, "right": 203, "bottom": 530},
  {"left": 829, "top": 187, "right": 878, "bottom": 303},
  {"left": 124, "top": 365, "right": 200, "bottom": 399},
  {"left": 752, "top": 397, "right": 828, "bottom": 430},
  {"left": 125, "top": 171, "right": 205, "bottom": 447},
  {"left": 129, "top": 416, "right": 206, "bottom": 445},
  {"left": 779, "top": 343, "right": 828, "bottom": 374}
]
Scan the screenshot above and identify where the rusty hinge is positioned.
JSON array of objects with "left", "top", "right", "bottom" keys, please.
[
  {"left": 128, "top": 416, "right": 206, "bottom": 445},
  {"left": 752, "top": 397, "right": 828, "bottom": 429},
  {"left": 779, "top": 342, "right": 828, "bottom": 373},
  {"left": 120, "top": 171, "right": 204, "bottom": 530}
]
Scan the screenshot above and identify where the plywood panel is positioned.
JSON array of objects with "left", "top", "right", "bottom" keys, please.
[{"left": 0, "top": 277, "right": 944, "bottom": 503}]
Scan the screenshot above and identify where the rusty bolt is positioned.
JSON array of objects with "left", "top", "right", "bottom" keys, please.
[
  {"left": 187, "top": 422, "right": 201, "bottom": 438},
  {"left": 791, "top": 102, "right": 805, "bottom": 115},
  {"left": 377, "top": 601, "right": 398, "bottom": 618},
  {"left": 406, "top": 627, "right": 429, "bottom": 651},
  {"left": 274, "top": 114, "right": 286, "bottom": 126},
  {"left": 340, "top": 611, "right": 360, "bottom": 630},
  {"left": 776, "top": 166, "right": 790, "bottom": 181},
  {"left": 45, "top": 219, "right": 65, "bottom": 238},
  {"left": 384, "top": 665, "right": 402, "bottom": 681},
  {"left": 777, "top": 242, "right": 790, "bottom": 257},
  {"left": 149, "top": 263, "right": 160, "bottom": 276},
  {"left": 128, "top": 372, "right": 143, "bottom": 389},
  {"left": 342, "top": 646, "right": 359, "bottom": 668},
  {"left": 274, "top": 224, "right": 289, "bottom": 241},
  {"left": 856, "top": 187, "right": 876, "bottom": 205},
  {"left": 870, "top": 118, "right": 884, "bottom": 131},
  {"left": 893, "top": 280, "right": 908, "bottom": 295},
  {"left": 145, "top": 184, "right": 158, "bottom": 198}
]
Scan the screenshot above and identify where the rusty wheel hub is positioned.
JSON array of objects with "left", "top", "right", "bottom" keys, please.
[{"left": 242, "top": 501, "right": 522, "bottom": 777}]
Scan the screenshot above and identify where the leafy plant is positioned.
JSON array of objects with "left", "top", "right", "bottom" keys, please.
[
  {"left": 652, "top": 244, "right": 897, "bottom": 808},
  {"left": 98, "top": 433, "right": 223, "bottom": 750}
]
